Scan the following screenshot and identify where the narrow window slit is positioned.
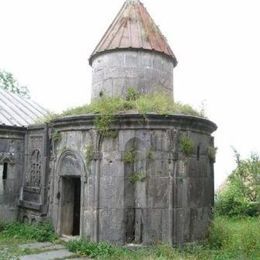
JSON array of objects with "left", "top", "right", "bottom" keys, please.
[
  {"left": 3, "top": 163, "right": 8, "bottom": 180},
  {"left": 197, "top": 145, "right": 200, "bottom": 161}
]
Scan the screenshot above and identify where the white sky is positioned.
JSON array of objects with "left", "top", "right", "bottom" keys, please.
[{"left": 0, "top": 0, "right": 260, "bottom": 188}]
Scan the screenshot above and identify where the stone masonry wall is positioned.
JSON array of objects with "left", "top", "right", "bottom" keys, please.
[
  {"left": 18, "top": 125, "right": 50, "bottom": 224},
  {"left": 0, "top": 126, "right": 25, "bottom": 222},
  {"left": 50, "top": 114, "right": 216, "bottom": 245},
  {"left": 91, "top": 50, "right": 174, "bottom": 100}
]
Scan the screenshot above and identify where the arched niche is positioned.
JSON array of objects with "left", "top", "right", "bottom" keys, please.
[{"left": 124, "top": 137, "right": 146, "bottom": 244}]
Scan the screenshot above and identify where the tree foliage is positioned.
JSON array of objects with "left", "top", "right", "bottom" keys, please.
[
  {"left": 0, "top": 70, "right": 30, "bottom": 98},
  {"left": 215, "top": 150, "right": 260, "bottom": 217}
]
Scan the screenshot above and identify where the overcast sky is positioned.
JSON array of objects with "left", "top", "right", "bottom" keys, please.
[{"left": 0, "top": 0, "right": 259, "bottom": 188}]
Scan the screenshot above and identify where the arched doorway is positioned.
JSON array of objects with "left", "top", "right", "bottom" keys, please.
[{"left": 57, "top": 150, "right": 85, "bottom": 236}]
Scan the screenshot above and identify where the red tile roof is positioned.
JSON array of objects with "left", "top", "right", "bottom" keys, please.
[{"left": 89, "top": 0, "right": 177, "bottom": 66}]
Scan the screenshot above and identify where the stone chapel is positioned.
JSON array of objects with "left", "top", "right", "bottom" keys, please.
[{"left": 0, "top": 0, "right": 217, "bottom": 245}]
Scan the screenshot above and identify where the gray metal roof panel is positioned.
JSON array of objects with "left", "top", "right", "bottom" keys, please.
[{"left": 0, "top": 88, "right": 49, "bottom": 127}]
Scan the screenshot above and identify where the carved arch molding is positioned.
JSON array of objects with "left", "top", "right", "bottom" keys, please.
[
  {"left": 0, "top": 152, "right": 15, "bottom": 164},
  {"left": 58, "top": 150, "right": 85, "bottom": 177}
]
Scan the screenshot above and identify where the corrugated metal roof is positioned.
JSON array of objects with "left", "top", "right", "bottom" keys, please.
[
  {"left": 89, "top": 0, "right": 177, "bottom": 66},
  {"left": 0, "top": 88, "right": 49, "bottom": 127}
]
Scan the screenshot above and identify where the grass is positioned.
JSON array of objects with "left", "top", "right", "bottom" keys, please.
[
  {"left": 61, "top": 93, "right": 203, "bottom": 118},
  {"left": 66, "top": 216, "right": 260, "bottom": 259},
  {"left": 0, "top": 221, "right": 59, "bottom": 259},
  {"left": 0, "top": 221, "right": 58, "bottom": 243},
  {"left": 37, "top": 93, "right": 205, "bottom": 136},
  {"left": 1, "top": 217, "right": 258, "bottom": 259}
]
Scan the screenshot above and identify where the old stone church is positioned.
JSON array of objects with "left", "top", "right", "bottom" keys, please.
[{"left": 0, "top": 0, "right": 217, "bottom": 245}]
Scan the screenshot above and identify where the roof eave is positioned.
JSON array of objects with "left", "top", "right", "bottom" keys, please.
[{"left": 89, "top": 47, "right": 178, "bottom": 67}]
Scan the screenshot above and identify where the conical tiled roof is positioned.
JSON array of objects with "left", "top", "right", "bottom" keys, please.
[{"left": 89, "top": 0, "right": 177, "bottom": 66}]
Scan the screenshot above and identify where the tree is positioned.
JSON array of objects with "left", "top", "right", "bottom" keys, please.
[
  {"left": 0, "top": 70, "right": 30, "bottom": 98},
  {"left": 215, "top": 150, "right": 260, "bottom": 217}
]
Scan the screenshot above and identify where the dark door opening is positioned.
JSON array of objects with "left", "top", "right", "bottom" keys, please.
[
  {"left": 61, "top": 177, "right": 81, "bottom": 236},
  {"left": 72, "top": 178, "right": 81, "bottom": 236}
]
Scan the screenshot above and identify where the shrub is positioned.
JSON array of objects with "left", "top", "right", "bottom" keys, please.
[
  {"left": 215, "top": 151, "right": 260, "bottom": 217},
  {"left": 180, "top": 135, "right": 194, "bottom": 157},
  {"left": 126, "top": 88, "right": 138, "bottom": 101},
  {"left": 123, "top": 148, "right": 137, "bottom": 164},
  {"left": 129, "top": 172, "right": 146, "bottom": 184},
  {"left": 208, "top": 217, "right": 230, "bottom": 249},
  {"left": 208, "top": 146, "right": 217, "bottom": 162},
  {"left": 215, "top": 181, "right": 258, "bottom": 217},
  {"left": 208, "top": 217, "right": 260, "bottom": 258}
]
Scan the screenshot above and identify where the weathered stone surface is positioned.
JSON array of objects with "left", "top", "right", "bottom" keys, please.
[
  {"left": 19, "top": 242, "right": 64, "bottom": 250},
  {"left": 0, "top": 112, "right": 216, "bottom": 246},
  {"left": 0, "top": 0, "right": 218, "bottom": 246},
  {"left": 99, "top": 176, "right": 125, "bottom": 209},
  {"left": 47, "top": 115, "right": 216, "bottom": 245},
  {"left": 99, "top": 209, "right": 125, "bottom": 244},
  {"left": 0, "top": 127, "right": 25, "bottom": 222},
  {"left": 20, "top": 249, "right": 74, "bottom": 260},
  {"left": 91, "top": 51, "right": 174, "bottom": 100}
]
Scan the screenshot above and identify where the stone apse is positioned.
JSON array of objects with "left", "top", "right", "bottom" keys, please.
[{"left": 0, "top": 0, "right": 217, "bottom": 246}]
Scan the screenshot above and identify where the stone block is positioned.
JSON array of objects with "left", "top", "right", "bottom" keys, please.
[
  {"left": 189, "top": 207, "right": 211, "bottom": 241},
  {"left": 142, "top": 208, "right": 170, "bottom": 244},
  {"left": 99, "top": 176, "right": 124, "bottom": 209},
  {"left": 102, "top": 78, "right": 113, "bottom": 93},
  {"left": 125, "top": 52, "right": 138, "bottom": 67},
  {"left": 187, "top": 158, "right": 208, "bottom": 178},
  {"left": 100, "top": 158, "right": 123, "bottom": 178},
  {"left": 174, "top": 177, "right": 189, "bottom": 208},
  {"left": 82, "top": 209, "right": 96, "bottom": 240},
  {"left": 176, "top": 160, "right": 188, "bottom": 177},
  {"left": 147, "top": 177, "right": 170, "bottom": 208},
  {"left": 135, "top": 181, "right": 146, "bottom": 208},
  {"left": 91, "top": 51, "right": 173, "bottom": 100},
  {"left": 99, "top": 209, "right": 125, "bottom": 244},
  {"left": 141, "top": 52, "right": 153, "bottom": 67},
  {"left": 146, "top": 157, "right": 170, "bottom": 177},
  {"left": 84, "top": 176, "right": 96, "bottom": 209},
  {"left": 0, "top": 205, "right": 17, "bottom": 223},
  {"left": 173, "top": 208, "right": 191, "bottom": 244},
  {"left": 151, "top": 131, "right": 169, "bottom": 151}
]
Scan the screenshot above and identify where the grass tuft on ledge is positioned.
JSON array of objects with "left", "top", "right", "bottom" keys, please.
[
  {"left": 36, "top": 93, "right": 205, "bottom": 136},
  {"left": 39, "top": 93, "right": 204, "bottom": 121},
  {"left": 62, "top": 93, "right": 204, "bottom": 117}
]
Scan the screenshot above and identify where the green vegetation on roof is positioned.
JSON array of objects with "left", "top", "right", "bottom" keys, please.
[
  {"left": 61, "top": 92, "right": 203, "bottom": 117},
  {"left": 37, "top": 92, "right": 205, "bottom": 136}
]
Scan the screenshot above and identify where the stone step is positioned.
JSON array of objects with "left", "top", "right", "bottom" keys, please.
[
  {"left": 19, "top": 242, "right": 65, "bottom": 251},
  {"left": 20, "top": 249, "right": 75, "bottom": 260}
]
